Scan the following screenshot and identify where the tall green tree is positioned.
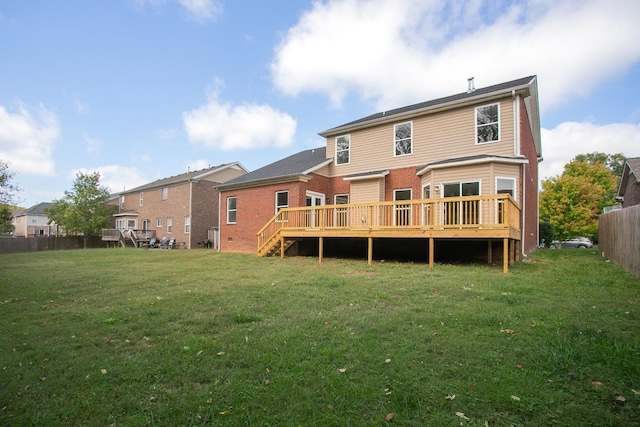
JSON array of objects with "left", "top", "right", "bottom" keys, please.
[
  {"left": 47, "top": 172, "right": 113, "bottom": 248},
  {"left": 540, "top": 156, "right": 619, "bottom": 244},
  {"left": 0, "top": 160, "right": 20, "bottom": 234},
  {"left": 573, "top": 152, "right": 626, "bottom": 178}
]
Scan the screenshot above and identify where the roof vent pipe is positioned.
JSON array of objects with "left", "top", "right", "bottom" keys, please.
[{"left": 467, "top": 77, "right": 475, "bottom": 93}]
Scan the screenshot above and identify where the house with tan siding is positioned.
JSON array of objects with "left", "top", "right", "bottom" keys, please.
[
  {"left": 12, "top": 202, "right": 59, "bottom": 237},
  {"left": 217, "top": 76, "right": 542, "bottom": 271},
  {"left": 105, "top": 162, "right": 247, "bottom": 249}
]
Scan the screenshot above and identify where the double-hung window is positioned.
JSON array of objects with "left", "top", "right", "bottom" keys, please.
[
  {"left": 156, "top": 217, "right": 163, "bottom": 227},
  {"left": 476, "top": 103, "right": 500, "bottom": 143},
  {"left": 167, "top": 217, "right": 172, "bottom": 233},
  {"left": 139, "top": 192, "right": 144, "bottom": 207},
  {"left": 336, "top": 135, "right": 350, "bottom": 165},
  {"left": 394, "top": 121, "right": 412, "bottom": 156},
  {"left": 161, "top": 187, "right": 168, "bottom": 200},
  {"left": 275, "top": 191, "right": 289, "bottom": 213},
  {"left": 184, "top": 216, "right": 190, "bottom": 233},
  {"left": 227, "top": 197, "right": 237, "bottom": 224}
]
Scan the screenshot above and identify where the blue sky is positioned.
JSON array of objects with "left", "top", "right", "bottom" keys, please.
[{"left": 1, "top": 0, "right": 640, "bottom": 208}]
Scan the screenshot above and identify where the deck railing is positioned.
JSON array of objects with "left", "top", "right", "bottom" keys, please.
[
  {"left": 101, "top": 229, "right": 156, "bottom": 247},
  {"left": 257, "top": 194, "right": 520, "bottom": 255}
]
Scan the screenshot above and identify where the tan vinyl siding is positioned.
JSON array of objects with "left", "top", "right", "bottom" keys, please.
[
  {"left": 203, "top": 167, "right": 246, "bottom": 183},
  {"left": 351, "top": 179, "right": 384, "bottom": 203},
  {"left": 327, "top": 97, "right": 515, "bottom": 178}
]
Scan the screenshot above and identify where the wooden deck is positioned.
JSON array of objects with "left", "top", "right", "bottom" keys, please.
[{"left": 257, "top": 194, "right": 521, "bottom": 273}]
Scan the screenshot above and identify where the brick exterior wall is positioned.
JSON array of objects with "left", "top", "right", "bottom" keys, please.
[
  {"left": 384, "top": 167, "right": 422, "bottom": 200},
  {"left": 621, "top": 175, "right": 640, "bottom": 208},
  {"left": 121, "top": 180, "right": 221, "bottom": 248},
  {"left": 519, "top": 96, "right": 540, "bottom": 254}
]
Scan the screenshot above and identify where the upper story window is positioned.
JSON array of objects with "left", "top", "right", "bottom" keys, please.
[
  {"left": 184, "top": 216, "right": 190, "bottom": 233},
  {"left": 120, "top": 195, "right": 125, "bottom": 209},
  {"left": 394, "top": 121, "right": 412, "bottom": 156},
  {"left": 275, "top": 191, "right": 289, "bottom": 213},
  {"left": 227, "top": 197, "right": 237, "bottom": 224},
  {"left": 139, "top": 192, "right": 144, "bottom": 207},
  {"left": 161, "top": 187, "right": 168, "bottom": 200},
  {"left": 476, "top": 103, "right": 500, "bottom": 144},
  {"left": 336, "top": 135, "right": 350, "bottom": 165}
]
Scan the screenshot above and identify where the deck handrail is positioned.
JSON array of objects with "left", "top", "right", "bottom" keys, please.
[{"left": 257, "top": 194, "right": 521, "bottom": 255}]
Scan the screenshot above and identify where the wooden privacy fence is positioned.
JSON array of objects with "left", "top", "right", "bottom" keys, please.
[
  {"left": 0, "top": 236, "right": 106, "bottom": 254},
  {"left": 599, "top": 205, "right": 640, "bottom": 278}
]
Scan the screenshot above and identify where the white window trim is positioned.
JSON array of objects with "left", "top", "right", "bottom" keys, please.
[
  {"left": 496, "top": 177, "right": 517, "bottom": 201},
  {"left": 184, "top": 216, "right": 190, "bottom": 234},
  {"left": 475, "top": 103, "right": 500, "bottom": 144},
  {"left": 335, "top": 134, "right": 350, "bottom": 166},
  {"left": 156, "top": 217, "right": 163, "bottom": 227},
  {"left": 161, "top": 187, "right": 168, "bottom": 200},
  {"left": 139, "top": 192, "right": 144, "bottom": 207},
  {"left": 394, "top": 121, "right": 413, "bottom": 157},
  {"left": 227, "top": 196, "right": 237, "bottom": 224},
  {"left": 275, "top": 191, "right": 289, "bottom": 214},
  {"left": 166, "top": 217, "right": 172, "bottom": 233}
]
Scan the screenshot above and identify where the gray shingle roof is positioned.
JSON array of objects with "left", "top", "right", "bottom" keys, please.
[
  {"left": 626, "top": 157, "right": 640, "bottom": 177},
  {"left": 13, "top": 202, "right": 52, "bottom": 217},
  {"left": 320, "top": 76, "right": 537, "bottom": 136},
  {"left": 122, "top": 163, "right": 238, "bottom": 194},
  {"left": 218, "top": 147, "right": 328, "bottom": 189}
]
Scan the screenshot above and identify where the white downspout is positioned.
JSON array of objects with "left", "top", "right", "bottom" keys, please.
[
  {"left": 188, "top": 180, "right": 193, "bottom": 249},
  {"left": 217, "top": 191, "right": 221, "bottom": 251}
]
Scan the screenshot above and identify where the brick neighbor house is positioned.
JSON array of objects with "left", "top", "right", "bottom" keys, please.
[
  {"left": 106, "top": 162, "right": 247, "bottom": 249},
  {"left": 217, "top": 76, "right": 542, "bottom": 272}
]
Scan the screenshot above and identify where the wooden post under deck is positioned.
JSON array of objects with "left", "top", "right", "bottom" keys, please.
[
  {"left": 367, "top": 237, "right": 373, "bottom": 265},
  {"left": 280, "top": 236, "right": 285, "bottom": 259},
  {"left": 319, "top": 237, "right": 323, "bottom": 263},
  {"left": 503, "top": 238, "right": 509, "bottom": 274},
  {"left": 429, "top": 238, "right": 434, "bottom": 270}
]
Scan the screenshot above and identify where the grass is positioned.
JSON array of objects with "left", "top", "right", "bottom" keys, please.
[{"left": 0, "top": 248, "right": 639, "bottom": 426}]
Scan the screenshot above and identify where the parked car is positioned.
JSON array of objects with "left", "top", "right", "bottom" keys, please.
[{"left": 551, "top": 237, "right": 594, "bottom": 249}]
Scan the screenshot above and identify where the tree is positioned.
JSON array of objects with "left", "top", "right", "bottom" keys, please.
[
  {"left": 573, "top": 152, "right": 626, "bottom": 178},
  {"left": 539, "top": 157, "right": 619, "bottom": 244},
  {"left": 0, "top": 160, "right": 20, "bottom": 234},
  {"left": 47, "top": 172, "right": 113, "bottom": 248}
]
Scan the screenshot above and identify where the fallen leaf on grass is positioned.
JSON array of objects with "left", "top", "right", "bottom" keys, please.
[
  {"left": 385, "top": 358, "right": 391, "bottom": 364},
  {"left": 591, "top": 381, "right": 603, "bottom": 387},
  {"left": 456, "top": 412, "right": 469, "bottom": 420},
  {"left": 338, "top": 368, "right": 347, "bottom": 373},
  {"left": 445, "top": 394, "right": 456, "bottom": 400},
  {"left": 632, "top": 389, "right": 640, "bottom": 396},
  {"left": 615, "top": 396, "right": 627, "bottom": 404},
  {"left": 385, "top": 413, "right": 394, "bottom": 421},
  {"left": 511, "top": 395, "right": 521, "bottom": 401},
  {"left": 500, "top": 329, "right": 515, "bottom": 335}
]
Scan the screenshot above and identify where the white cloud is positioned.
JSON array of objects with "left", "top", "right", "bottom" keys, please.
[
  {"left": 74, "top": 165, "right": 148, "bottom": 194},
  {"left": 177, "top": 0, "right": 221, "bottom": 23},
  {"left": 0, "top": 103, "right": 58, "bottom": 176},
  {"left": 182, "top": 89, "right": 297, "bottom": 151},
  {"left": 85, "top": 135, "right": 102, "bottom": 153},
  {"left": 135, "top": 0, "right": 221, "bottom": 23},
  {"left": 540, "top": 121, "right": 640, "bottom": 181},
  {"left": 271, "top": 0, "right": 640, "bottom": 111},
  {"left": 187, "top": 159, "right": 214, "bottom": 171}
]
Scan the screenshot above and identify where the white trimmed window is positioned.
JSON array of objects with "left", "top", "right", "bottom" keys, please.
[
  {"left": 139, "top": 192, "right": 144, "bottom": 207},
  {"left": 184, "top": 216, "right": 190, "bottom": 233},
  {"left": 161, "top": 187, "right": 168, "bottom": 200},
  {"left": 394, "top": 121, "right": 412, "bottom": 156},
  {"left": 476, "top": 103, "right": 500, "bottom": 143},
  {"left": 275, "top": 191, "right": 289, "bottom": 213},
  {"left": 496, "top": 177, "right": 516, "bottom": 199},
  {"left": 336, "top": 135, "right": 350, "bottom": 165},
  {"left": 167, "top": 217, "right": 172, "bottom": 233},
  {"left": 156, "top": 217, "right": 163, "bottom": 227},
  {"left": 227, "top": 197, "right": 237, "bottom": 224}
]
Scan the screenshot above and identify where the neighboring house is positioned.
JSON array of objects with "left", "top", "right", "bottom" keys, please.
[
  {"left": 217, "top": 76, "right": 541, "bottom": 271},
  {"left": 12, "top": 202, "right": 59, "bottom": 237},
  {"left": 106, "top": 163, "right": 247, "bottom": 249},
  {"left": 617, "top": 157, "right": 640, "bottom": 208}
]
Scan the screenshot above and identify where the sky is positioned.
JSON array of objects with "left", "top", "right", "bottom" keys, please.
[{"left": 1, "top": 0, "right": 640, "bottom": 208}]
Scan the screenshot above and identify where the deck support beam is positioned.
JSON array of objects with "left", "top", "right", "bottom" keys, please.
[
  {"left": 503, "top": 238, "right": 509, "bottom": 274},
  {"left": 319, "top": 237, "right": 323, "bottom": 263},
  {"left": 429, "top": 238, "right": 434, "bottom": 270},
  {"left": 280, "top": 236, "right": 285, "bottom": 259},
  {"left": 367, "top": 237, "right": 373, "bottom": 265}
]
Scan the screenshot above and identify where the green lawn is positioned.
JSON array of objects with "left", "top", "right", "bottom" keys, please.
[{"left": 0, "top": 248, "right": 638, "bottom": 426}]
